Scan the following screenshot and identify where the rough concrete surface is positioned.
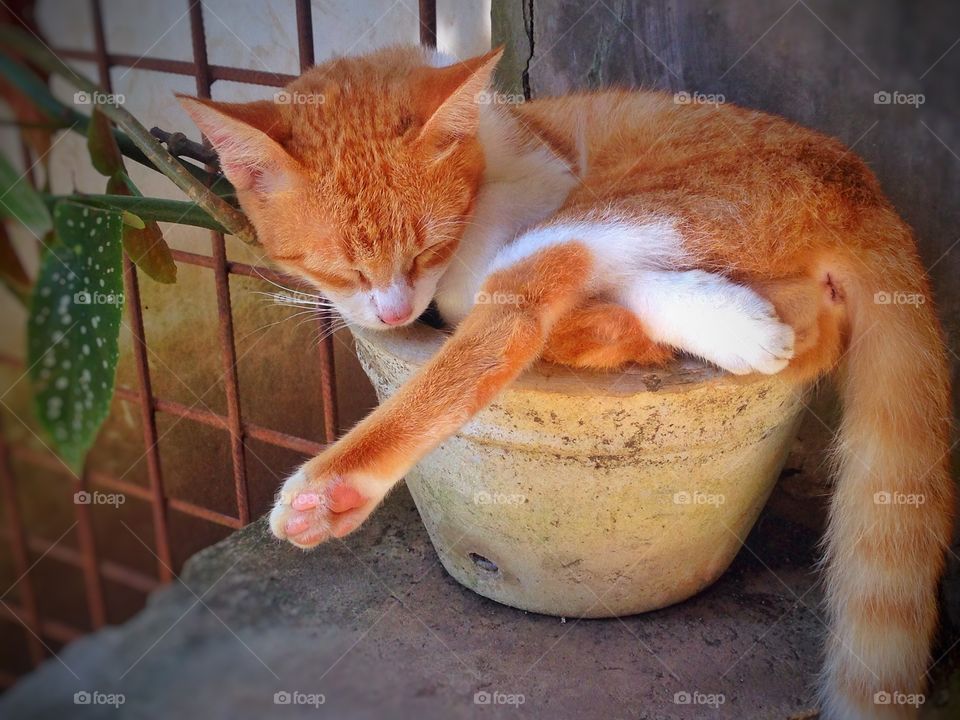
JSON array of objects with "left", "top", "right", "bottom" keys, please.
[
  {"left": 4, "top": 469, "right": 960, "bottom": 719},
  {"left": 1, "top": 481, "right": 833, "bottom": 720}
]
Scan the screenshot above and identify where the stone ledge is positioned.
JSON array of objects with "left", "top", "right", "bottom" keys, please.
[{"left": 0, "top": 481, "right": 843, "bottom": 720}]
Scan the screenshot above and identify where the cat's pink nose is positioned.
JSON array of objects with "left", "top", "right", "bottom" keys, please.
[
  {"left": 372, "top": 281, "right": 413, "bottom": 326},
  {"left": 377, "top": 307, "right": 412, "bottom": 325}
]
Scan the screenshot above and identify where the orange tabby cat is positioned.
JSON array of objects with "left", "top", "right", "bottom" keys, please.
[{"left": 180, "top": 45, "right": 953, "bottom": 719}]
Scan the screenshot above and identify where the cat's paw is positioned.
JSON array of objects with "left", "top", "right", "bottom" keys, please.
[
  {"left": 695, "top": 292, "right": 795, "bottom": 375},
  {"left": 269, "top": 463, "right": 380, "bottom": 549},
  {"left": 619, "top": 270, "right": 796, "bottom": 377}
]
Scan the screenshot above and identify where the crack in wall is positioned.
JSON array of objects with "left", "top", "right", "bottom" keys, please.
[{"left": 522, "top": 0, "right": 534, "bottom": 99}]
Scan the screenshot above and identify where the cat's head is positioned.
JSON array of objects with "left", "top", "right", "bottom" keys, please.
[{"left": 178, "top": 45, "right": 502, "bottom": 328}]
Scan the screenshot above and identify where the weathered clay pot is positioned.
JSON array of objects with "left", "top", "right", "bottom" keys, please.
[{"left": 353, "top": 324, "right": 806, "bottom": 618}]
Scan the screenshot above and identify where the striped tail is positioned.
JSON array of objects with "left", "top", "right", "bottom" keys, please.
[{"left": 818, "top": 244, "right": 954, "bottom": 719}]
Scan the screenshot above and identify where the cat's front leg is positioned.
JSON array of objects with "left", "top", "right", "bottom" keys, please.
[{"left": 270, "top": 240, "right": 598, "bottom": 548}]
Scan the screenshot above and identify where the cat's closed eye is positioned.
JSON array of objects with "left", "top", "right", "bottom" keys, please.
[
  {"left": 270, "top": 251, "right": 306, "bottom": 263},
  {"left": 354, "top": 270, "right": 371, "bottom": 288},
  {"left": 413, "top": 238, "right": 457, "bottom": 273}
]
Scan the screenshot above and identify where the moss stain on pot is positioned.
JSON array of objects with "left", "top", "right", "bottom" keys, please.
[{"left": 353, "top": 324, "right": 806, "bottom": 618}]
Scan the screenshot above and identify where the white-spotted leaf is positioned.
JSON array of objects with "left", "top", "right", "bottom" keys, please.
[{"left": 28, "top": 202, "right": 124, "bottom": 471}]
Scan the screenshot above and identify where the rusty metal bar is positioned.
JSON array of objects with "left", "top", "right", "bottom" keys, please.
[
  {"left": 90, "top": 0, "right": 174, "bottom": 584},
  {"left": 52, "top": 48, "right": 297, "bottom": 87},
  {"left": 0, "top": 418, "right": 45, "bottom": 665},
  {"left": 290, "top": 3, "right": 340, "bottom": 443},
  {"left": 0, "top": 526, "right": 158, "bottom": 595},
  {"left": 419, "top": 0, "right": 438, "bottom": 47},
  {"left": 295, "top": 0, "right": 315, "bottom": 71},
  {"left": 168, "top": 249, "right": 305, "bottom": 289},
  {"left": 7, "top": 445, "right": 245, "bottom": 531},
  {"left": 121, "top": 257, "right": 175, "bottom": 580},
  {"left": 168, "top": 499, "right": 242, "bottom": 529},
  {"left": 71, "top": 468, "right": 107, "bottom": 629},
  {"left": 113, "top": 389, "right": 324, "bottom": 456},
  {"left": 0, "top": 603, "right": 82, "bottom": 644},
  {"left": 150, "top": 396, "right": 325, "bottom": 456},
  {"left": 318, "top": 330, "right": 338, "bottom": 443},
  {"left": 0, "top": 359, "right": 323, "bottom": 458},
  {"left": 189, "top": 0, "right": 251, "bottom": 526}
]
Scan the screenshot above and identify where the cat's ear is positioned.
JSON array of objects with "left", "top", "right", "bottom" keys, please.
[
  {"left": 176, "top": 95, "right": 297, "bottom": 193},
  {"left": 413, "top": 47, "right": 504, "bottom": 156}
]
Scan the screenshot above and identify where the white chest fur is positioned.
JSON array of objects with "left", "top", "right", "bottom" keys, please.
[{"left": 434, "top": 103, "right": 578, "bottom": 325}]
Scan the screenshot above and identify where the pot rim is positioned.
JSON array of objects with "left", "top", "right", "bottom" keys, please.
[{"left": 351, "top": 323, "right": 787, "bottom": 398}]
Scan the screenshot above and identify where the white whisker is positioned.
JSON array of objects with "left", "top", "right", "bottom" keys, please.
[
  {"left": 252, "top": 290, "right": 335, "bottom": 309},
  {"left": 238, "top": 308, "right": 323, "bottom": 343}
]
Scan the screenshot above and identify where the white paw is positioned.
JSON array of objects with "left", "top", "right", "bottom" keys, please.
[
  {"left": 622, "top": 270, "right": 795, "bottom": 376},
  {"left": 686, "top": 283, "right": 795, "bottom": 375}
]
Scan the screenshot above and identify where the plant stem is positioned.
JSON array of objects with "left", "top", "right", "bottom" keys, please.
[
  {"left": 0, "top": 26, "right": 256, "bottom": 245},
  {"left": 44, "top": 193, "right": 229, "bottom": 234}
]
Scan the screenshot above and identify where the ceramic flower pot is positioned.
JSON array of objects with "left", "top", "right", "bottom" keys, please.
[{"left": 352, "top": 324, "right": 806, "bottom": 618}]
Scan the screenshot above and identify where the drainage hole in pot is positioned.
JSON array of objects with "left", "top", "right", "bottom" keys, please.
[{"left": 469, "top": 553, "right": 499, "bottom": 573}]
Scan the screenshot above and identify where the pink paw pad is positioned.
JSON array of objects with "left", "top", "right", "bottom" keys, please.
[
  {"left": 284, "top": 514, "right": 311, "bottom": 536},
  {"left": 328, "top": 484, "right": 365, "bottom": 513},
  {"left": 291, "top": 492, "right": 322, "bottom": 511}
]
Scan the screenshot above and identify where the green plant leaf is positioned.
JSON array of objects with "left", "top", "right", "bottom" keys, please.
[
  {"left": 28, "top": 202, "right": 124, "bottom": 471},
  {"left": 0, "top": 222, "right": 31, "bottom": 304},
  {"left": 0, "top": 50, "right": 77, "bottom": 126},
  {"left": 120, "top": 210, "right": 145, "bottom": 229},
  {"left": 86, "top": 108, "right": 124, "bottom": 177},
  {"left": 0, "top": 152, "right": 52, "bottom": 236},
  {"left": 106, "top": 175, "right": 176, "bottom": 284}
]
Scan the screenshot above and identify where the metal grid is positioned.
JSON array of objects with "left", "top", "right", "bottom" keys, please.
[{"left": 0, "top": 0, "right": 438, "bottom": 684}]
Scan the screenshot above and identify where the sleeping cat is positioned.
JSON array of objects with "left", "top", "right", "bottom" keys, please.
[{"left": 179, "top": 46, "right": 953, "bottom": 720}]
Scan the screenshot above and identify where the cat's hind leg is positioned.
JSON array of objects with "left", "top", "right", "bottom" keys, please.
[
  {"left": 616, "top": 269, "right": 796, "bottom": 375},
  {"left": 542, "top": 300, "right": 674, "bottom": 370}
]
